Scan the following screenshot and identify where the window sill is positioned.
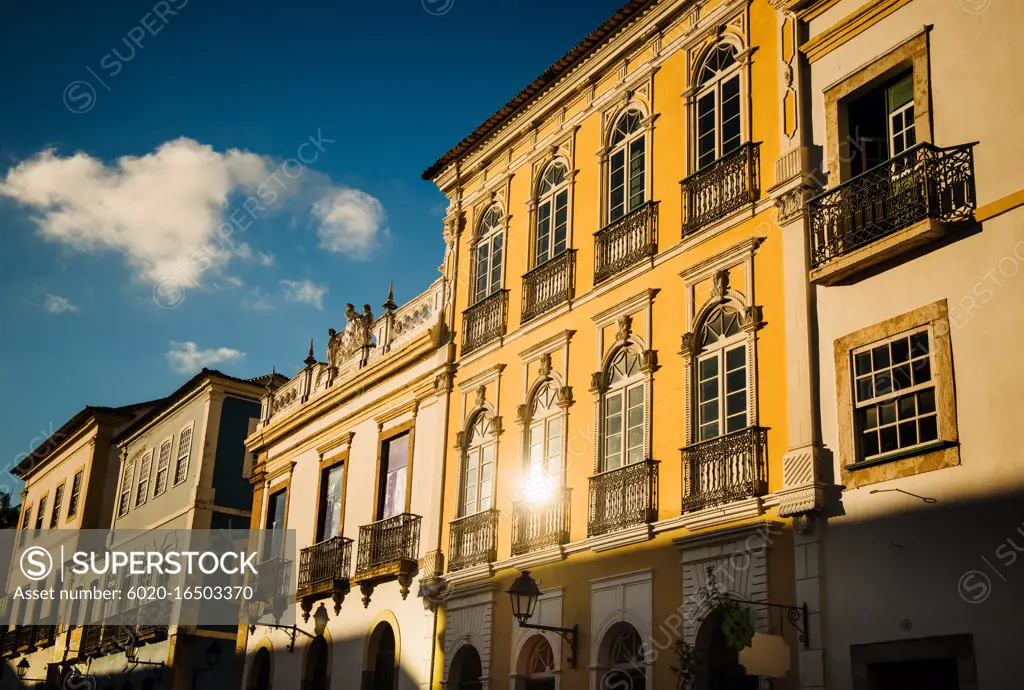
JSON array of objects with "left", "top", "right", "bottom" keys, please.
[{"left": 842, "top": 439, "right": 959, "bottom": 489}]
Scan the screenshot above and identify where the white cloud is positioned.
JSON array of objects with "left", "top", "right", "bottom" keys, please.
[
  {"left": 280, "top": 279, "right": 327, "bottom": 311},
  {"left": 44, "top": 294, "right": 79, "bottom": 314},
  {"left": 242, "top": 287, "right": 275, "bottom": 311},
  {"left": 313, "top": 188, "right": 387, "bottom": 259},
  {"left": 0, "top": 139, "right": 384, "bottom": 296},
  {"left": 166, "top": 341, "right": 245, "bottom": 374}
]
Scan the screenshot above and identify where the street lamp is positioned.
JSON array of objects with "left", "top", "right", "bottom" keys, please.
[
  {"left": 248, "top": 600, "right": 330, "bottom": 653},
  {"left": 15, "top": 659, "right": 46, "bottom": 683},
  {"left": 507, "top": 571, "right": 579, "bottom": 668}
]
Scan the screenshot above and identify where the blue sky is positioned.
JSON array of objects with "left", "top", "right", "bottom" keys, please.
[{"left": 0, "top": 0, "right": 626, "bottom": 493}]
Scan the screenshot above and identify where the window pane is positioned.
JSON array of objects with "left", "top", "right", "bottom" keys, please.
[
  {"left": 697, "top": 92, "right": 716, "bottom": 168},
  {"left": 610, "top": 150, "right": 626, "bottom": 220},
  {"left": 856, "top": 376, "right": 873, "bottom": 402},
  {"left": 880, "top": 425, "right": 899, "bottom": 453},
  {"left": 854, "top": 351, "right": 872, "bottom": 375},
  {"left": 913, "top": 358, "right": 931, "bottom": 386},
  {"left": 862, "top": 430, "right": 880, "bottom": 457},
  {"left": 725, "top": 345, "right": 745, "bottom": 371},
  {"left": 721, "top": 75, "right": 742, "bottom": 154},
  {"left": 910, "top": 331, "right": 929, "bottom": 356},
  {"left": 628, "top": 138, "right": 646, "bottom": 211},
  {"left": 879, "top": 401, "right": 897, "bottom": 426},
  {"left": 890, "top": 338, "right": 909, "bottom": 363},
  {"left": 918, "top": 415, "right": 938, "bottom": 442},
  {"left": 898, "top": 421, "right": 917, "bottom": 447},
  {"left": 872, "top": 345, "right": 890, "bottom": 370},
  {"left": 918, "top": 389, "right": 936, "bottom": 414}
]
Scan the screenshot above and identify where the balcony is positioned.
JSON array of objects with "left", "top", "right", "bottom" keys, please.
[
  {"left": 462, "top": 290, "right": 509, "bottom": 355},
  {"left": 681, "top": 142, "right": 760, "bottom": 237},
  {"left": 32, "top": 623, "right": 56, "bottom": 649},
  {"left": 297, "top": 537, "right": 353, "bottom": 615},
  {"left": 354, "top": 513, "right": 421, "bottom": 603},
  {"left": 136, "top": 601, "right": 171, "bottom": 642},
  {"left": 511, "top": 488, "right": 571, "bottom": 556},
  {"left": 0, "top": 628, "right": 18, "bottom": 658},
  {"left": 80, "top": 625, "right": 103, "bottom": 658},
  {"left": 809, "top": 142, "right": 976, "bottom": 284},
  {"left": 522, "top": 250, "right": 576, "bottom": 322},
  {"left": 252, "top": 556, "right": 294, "bottom": 603},
  {"left": 588, "top": 460, "right": 659, "bottom": 537},
  {"left": 594, "top": 201, "right": 659, "bottom": 284},
  {"left": 681, "top": 426, "right": 768, "bottom": 513},
  {"left": 448, "top": 509, "right": 499, "bottom": 572},
  {"left": 16, "top": 625, "right": 36, "bottom": 653}
]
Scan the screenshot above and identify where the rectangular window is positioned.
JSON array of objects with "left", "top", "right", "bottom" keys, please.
[
  {"left": 35, "top": 496, "right": 47, "bottom": 531},
  {"left": 19, "top": 504, "right": 32, "bottom": 545},
  {"left": 698, "top": 343, "right": 749, "bottom": 441},
  {"left": 887, "top": 72, "right": 916, "bottom": 157},
  {"left": 603, "top": 383, "right": 645, "bottom": 470},
  {"left": 378, "top": 432, "right": 410, "bottom": 519},
  {"left": 535, "top": 203, "right": 551, "bottom": 263},
  {"left": 553, "top": 190, "right": 569, "bottom": 255},
  {"left": 846, "top": 69, "right": 915, "bottom": 178},
  {"left": 135, "top": 451, "right": 153, "bottom": 507},
  {"left": 117, "top": 459, "right": 135, "bottom": 518},
  {"left": 67, "top": 471, "right": 83, "bottom": 519},
  {"left": 50, "top": 483, "right": 64, "bottom": 529},
  {"left": 628, "top": 138, "right": 646, "bottom": 213},
  {"left": 853, "top": 327, "right": 938, "bottom": 462},
  {"left": 173, "top": 426, "right": 193, "bottom": 486},
  {"left": 264, "top": 488, "right": 287, "bottom": 558},
  {"left": 154, "top": 439, "right": 172, "bottom": 496},
  {"left": 609, "top": 149, "right": 626, "bottom": 220},
  {"left": 316, "top": 462, "right": 345, "bottom": 543},
  {"left": 462, "top": 442, "right": 495, "bottom": 516}
]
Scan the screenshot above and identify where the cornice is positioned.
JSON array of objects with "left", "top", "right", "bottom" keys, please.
[
  {"left": 457, "top": 363, "right": 507, "bottom": 392},
  {"left": 591, "top": 288, "right": 659, "bottom": 327},
  {"left": 518, "top": 330, "right": 576, "bottom": 362}
]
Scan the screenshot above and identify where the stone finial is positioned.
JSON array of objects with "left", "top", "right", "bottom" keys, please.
[
  {"left": 304, "top": 338, "right": 317, "bottom": 367},
  {"left": 382, "top": 282, "right": 397, "bottom": 313}
]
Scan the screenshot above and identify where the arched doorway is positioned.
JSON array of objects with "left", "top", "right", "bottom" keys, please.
[
  {"left": 449, "top": 645, "right": 483, "bottom": 690},
  {"left": 598, "top": 622, "right": 647, "bottom": 690},
  {"left": 363, "top": 622, "right": 398, "bottom": 690},
  {"left": 694, "top": 608, "right": 758, "bottom": 690},
  {"left": 248, "top": 648, "right": 272, "bottom": 690},
  {"left": 515, "top": 634, "right": 557, "bottom": 690},
  {"left": 302, "top": 636, "right": 330, "bottom": 690}
]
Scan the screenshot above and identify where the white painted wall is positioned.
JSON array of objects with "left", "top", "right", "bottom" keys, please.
[{"left": 806, "top": 1, "right": 1024, "bottom": 687}]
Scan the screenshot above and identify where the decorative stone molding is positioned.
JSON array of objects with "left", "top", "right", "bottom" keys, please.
[
  {"left": 555, "top": 386, "right": 574, "bottom": 410},
  {"left": 774, "top": 183, "right": 813, "bottom": 225},
  {"left": 442, "top": 583, "right": 496, "bottom": 687},
  {"left": 538, "top": 352, "right": 552, "bottom": 377},
  {"left": 615, "top": 313, "right": 633, "bottom": 342},
  {"left": 434, "top": 363, "right": 458, "bottom": 397}
]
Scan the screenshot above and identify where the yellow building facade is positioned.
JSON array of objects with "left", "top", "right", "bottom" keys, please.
[{"left": 425, "top": 0, "right": 825, "bottom": 687}]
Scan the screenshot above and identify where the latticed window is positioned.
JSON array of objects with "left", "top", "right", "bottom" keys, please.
[
  {"left": 154, "top": 439, "right": 172, "bottom": 495},
  {"left": 67, "top": 471, "right": 82, "bottom": 518},
  {"left": 49, "top": 483, "right": 64, "bottom": 528},
  {"left": 695, "top": 43, "right": 742, "bottom": 170},
  {"left": 602, "top": 348, "right": 645, "bottom": 471},
  {"left": 135, "top": 451, "right": 153, "bottom": 507},
  {"left": 608, "top": 109, "right": 647, "bottom": 221},
  {"left": 601, "top": 624, "right": 647, "bottom": 690},
  {"left": 524, "top": 635, "right": 556, "bottom": 675},
  {"left": 534, "top": 162, "right": 570, "bottom": 266},
  {"left": 173, "top": 425, "right": 193, "bottom": 486},
  {"left": 853, "top": 327, "right": 938, "bottom": 462},
  {"left": 526, "top": 383, "right": 564, "bottom": 502},
  {"left": 696, "top": 305, "right": 748, "bottom": 441},
  {"left": 117, "top": 458, "right": 135, "bottom": 517},
  {"left": 473, "top": 204, "right": 505, "bottom": 305},
  {"left": 461, "top": 414, "right": 496, "bottom": 516}
]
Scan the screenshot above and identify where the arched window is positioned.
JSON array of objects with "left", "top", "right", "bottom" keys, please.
[
  {"left": 599, "top": 623, "right": 647, "bottom": 690},
  {"left": 695, "top": 43, "right": 742, "bottom": 169},
  {"left": 608, "top": 109, "right": 647, "bottom": 222},
  {"left": 696, "top": 304, "right": 747, "bottom": 441},
  {"left": 461, "top": 414, "right": 497, "bottom": 516},
  {"left": 525, "top": 383, "right": 564, "bottom": 502},
  {"left": 517, "top": 635, "right": 556, "bottom": 690},
  {"left": 473, "top": 204, "right": 505, "bottom": 305},
  {"left": 367, "top": 622, "right": 397, "bottom": 690},
  {"left": 303, "top": 636, "right": 329, "bottom": 690},
  {"left": 601, "top": 349, "right": 645, "bottom": 471},
  {"left": 449, "top": 645, "right": 483, "bottom": 690},
  {"left": 534, "top": 162, "right": 570, "bottom": 266},
  {"left": 248, "top": 648, "right": 272, "bottom": 690}
]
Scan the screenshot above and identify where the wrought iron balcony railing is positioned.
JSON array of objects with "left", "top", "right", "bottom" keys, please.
[
  {"left": 681, "top": 142, "right": 760, "bottom": 237},
  {"left": 681, "top": 426, "right": 769, "bottom": 513},
  {"left": 588, "top": 460, "right": 659, "bottom": 537},
  {"left": 297, "top": 536, "right": 353, "bottom": 600},
  {"left": 594, "top": 201, "right": 659, "bottom": 284},
  {"left": 33, "top": 623, "right": 56, "bottom": 649},
  {"left": 354, "top": 513, "right": 422, "bottom": 579},
  {"left": 0, "top": 628, "right": 18, "bottom": 657},
  {"left": 522, "top": 250, "right": 576, "bottom": 322},
  {"left": 448, "top": 509, "right": 499, "bottom": 572},
  {"left": 809, "top": 142, "right": 976, "bottom": 268},
  {"left": 462, "top": 290, "right": 509, "bottom": 355},
  {"left": 16, "top": 624, "right": 36, "bottom": 652},
  {"left": 80, "top": 625, "right": 103, "bottom": 658},
  {"left": 511, "top": 487, "right": 571, "bottom": 556},
  {"left": 252, "top": 557, "right": 294, "bottom": 603}
]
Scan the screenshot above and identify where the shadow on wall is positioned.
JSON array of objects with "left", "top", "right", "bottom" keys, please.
[
  {"left": 823, "top": 484, "right": 1024, "bottom": 688},
  {"left": 243, "top": 622, "right": 420, "bottom": 690}
]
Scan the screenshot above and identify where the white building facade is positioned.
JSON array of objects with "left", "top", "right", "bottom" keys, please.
[
  {"left": 240, "top": 279, "right": 455, "bottom": 690},
  {"left": 783, "top": 0, "right": 1024, "bottom": 688}
]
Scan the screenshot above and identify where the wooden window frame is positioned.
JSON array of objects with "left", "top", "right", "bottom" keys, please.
[
  {"left": 66, "top": 469, "right": 84, "bottom": 522},
  {"left": 314, "top": 451, "right": 349, "bottom": 544},
  {"left": 835, "top": 300, "right": 959, "bottom": 489},
  {"left": 172, "top": 422, "right": 196, "bottom": 488},
  {"left": 153, "top": 436, "right": 174, "bottom": 497},
  {"left": 372, "top": 420, "right": 416, "bottom": 522},
  {"left": 50, "top": 481, "right": 65, "bottom": 529}
]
